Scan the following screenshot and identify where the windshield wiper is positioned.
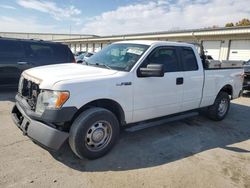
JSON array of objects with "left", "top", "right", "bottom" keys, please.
[{"left": 95, "top": 63, "right": 112, "bottom": 70}]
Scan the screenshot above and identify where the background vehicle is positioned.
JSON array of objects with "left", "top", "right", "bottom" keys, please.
[
  {"left": 0, "top": 37, "right": 75, "bottom": 88},
  {"left": 74, "top": 51, "right": 86, "bottom": 57},
  {"left": 75, "top": 52, "right": 86, "bottom": 63},
  {"left": 75, "top": 52, "right": 94, "bottom": 63},
  {"left": 243, "top": 59, "right": 250, "bottom": 91},
  {"left": 12, "top": 41, "right": 243, "bottom": 160},
  {"left": 205, "top": 55, "right": 213, "bottom": 60}
]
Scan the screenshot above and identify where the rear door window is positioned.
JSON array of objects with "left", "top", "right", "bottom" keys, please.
[
  {"left": 52, "top": 44, "right": 74, "bottom": 63},
  {"left": 0, "top": 40, "right": 25, "bottom": 85},
  {"left": 26, "top": 43, "right": 73, "bottom": 65}
]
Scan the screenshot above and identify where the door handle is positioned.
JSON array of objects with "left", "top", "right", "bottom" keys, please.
[
  {"left": 17, "top": 61, "right": 28, "bottom": 65},
  {"left": 176, "top": 77, "right": 184, "bottom": 85}
]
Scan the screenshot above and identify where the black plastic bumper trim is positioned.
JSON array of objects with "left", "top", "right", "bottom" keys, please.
[{"left": 11, "top": 103, "right": 69, "bottom": 150}]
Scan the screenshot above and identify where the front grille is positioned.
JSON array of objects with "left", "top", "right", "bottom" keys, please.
[{"left": 19, "top": 76, "right": 40, "bottom": 110}]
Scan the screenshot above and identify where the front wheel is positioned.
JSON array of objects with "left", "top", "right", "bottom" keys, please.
[
  {"left": 206, "top": 91, "right": 230, "bottom": 121},
  {"left": 69, "top": 107, "right": 120, "bottom": 159}
]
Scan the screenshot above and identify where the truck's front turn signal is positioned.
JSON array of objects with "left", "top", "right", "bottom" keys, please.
[{"left": 55, "top": 92, "right": 70, "bottom": 109}]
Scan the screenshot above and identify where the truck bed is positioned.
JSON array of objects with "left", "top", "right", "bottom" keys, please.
[{"left": 200, "top": 68, "right": 243, "bottom": 108}]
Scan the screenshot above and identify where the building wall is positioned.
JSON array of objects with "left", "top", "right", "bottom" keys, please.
[
  {"left": 198, "top": 35, "right": 250, "bottom": 60},
  {"left": 2, "top": 27, "right": 249, "bottom": 61},
  {"left": 0, "top": 32, "right": 95, "bottom": 41},
  {"left": 66, "top": 33, "right": 250, "bottom": 61}
]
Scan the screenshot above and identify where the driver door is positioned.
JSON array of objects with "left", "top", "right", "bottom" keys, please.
[{"left": 132, "top": 46, "right": 184, "bottom": 122}]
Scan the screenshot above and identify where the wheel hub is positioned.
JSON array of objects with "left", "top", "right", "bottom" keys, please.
[
  {"left": 85, "top": 121, "right": 112, "bottom": 151},
  {"left": 218, "top": 99, "right": 228, "bottom": 116},
  {"left": 92, "top": 128, "right": 105, "bottom": 143}
]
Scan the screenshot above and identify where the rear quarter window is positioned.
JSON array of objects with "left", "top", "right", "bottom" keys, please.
[
  {"left": 181, "top": 47, "right": 198, "bottom": 71},
  {"left": 0, "top": 40, "right": 25, "bottom": 60},
  {"left": 52, "top": 44, "right": 74, "bottom": 63}
]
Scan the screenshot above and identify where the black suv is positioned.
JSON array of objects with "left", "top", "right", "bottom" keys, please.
[{"left": 0, "top": 37, "right": 75, "bottom": 88}]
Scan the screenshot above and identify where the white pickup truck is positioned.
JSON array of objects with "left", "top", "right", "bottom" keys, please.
[{"left": 12, "top": 41, "right": 243, "bottom": 159}]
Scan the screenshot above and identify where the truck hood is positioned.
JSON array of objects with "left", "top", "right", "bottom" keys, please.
[{"left": 22, "top": 63, "right": 118, "bottom": 88}]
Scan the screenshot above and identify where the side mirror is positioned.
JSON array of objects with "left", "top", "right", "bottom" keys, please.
[{"left": 138, "top": 64, "right": 164, "bottom": 77}]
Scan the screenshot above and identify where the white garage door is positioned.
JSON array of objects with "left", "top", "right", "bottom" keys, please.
[
  {"left": 102, "top": 43, "right": 109, "bottom": 49},
  {"left": 81, "top": 44, "right": 87, "bottom": 52},
  {"left": 229, "top": 40, "right": 250, "bottom": 61},
  {"left": 87, "top": 43, "right": 94, "bottom": 52},
  {"left": 76, "top": 44, "right": 81, "bottom": 52},
  {"left": 94, "top": 43, "right": 101, "bottom": 52},
  {"left": 70, "top": 44, "right": 76, "bottom": 53},
  {"left": 203, "top": 41, "right": 222, "bottom": 60}
]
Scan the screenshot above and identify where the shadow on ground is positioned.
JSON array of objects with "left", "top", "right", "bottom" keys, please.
[{"left": 51, "top": 102, "right": 250, "bottom": 172}]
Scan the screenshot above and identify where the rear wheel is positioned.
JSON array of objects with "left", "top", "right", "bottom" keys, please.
[
  {"left": 206, "top": 91, "right": 230, "bottom": 121},
  {"left": 69, "top": 107, "right": 120, "bottom": 159}
]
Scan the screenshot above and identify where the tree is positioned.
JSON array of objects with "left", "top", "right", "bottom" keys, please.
[
  {"left": 225, "top": 22, "right": 234, "bottom": 27},
  {"left": 236, "top": 18, "right": 250, "bottom": 26}
]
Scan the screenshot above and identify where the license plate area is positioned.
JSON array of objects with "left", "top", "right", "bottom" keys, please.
[{"left": 12, "top": 105, "right": 30, "bottom": 135}]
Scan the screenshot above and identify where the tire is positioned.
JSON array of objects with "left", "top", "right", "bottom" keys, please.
[
  {"left": 69, "top": 107, "right": 120, "bottom": 159},
  {"left": 206, "top": 91, "right": 230, "bottom": 121}
]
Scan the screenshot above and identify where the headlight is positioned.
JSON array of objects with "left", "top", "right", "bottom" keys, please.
[{"left": 35, "top": 90, "right": 69, "bottom": 115}]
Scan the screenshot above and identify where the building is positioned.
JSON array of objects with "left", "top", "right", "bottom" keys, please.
[
  {"left": 1, "top": 26, "right": 250, "bottom": 61},
  {"left": 55, "top": 26, "right": 250, "bottom": 61},
  {"left": 0, "top": 31, "right": 96, "bottom": 41}
]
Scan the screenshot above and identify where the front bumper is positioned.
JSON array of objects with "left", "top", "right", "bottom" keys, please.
[
  {"left": 15, "top": 94, "right": 77, "bottom": 124},
  {"left": 12, "top": 102, "right": 69, "bottom": 151}
]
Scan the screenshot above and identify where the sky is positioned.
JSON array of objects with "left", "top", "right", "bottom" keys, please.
[{"left": 0, "top": 0, "right": 249, "bottom": 36}]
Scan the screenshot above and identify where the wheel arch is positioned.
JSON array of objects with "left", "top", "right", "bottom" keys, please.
[
  {"left": 219, "top": 84, "right": 233, "bottom": 99},
  {"left": 71, "top": 98, "right": 126, "bottom": 126}
]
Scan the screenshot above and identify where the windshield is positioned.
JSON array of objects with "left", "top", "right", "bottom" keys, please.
[
  {"left": 85, "top": 52, "right": 93, "bottom": 57},
  {"left": 78, "top": 53, "right": 86, "bottom": 58},
  {"left": 86, "top": 43, "right": 149, "bottom": 71}
]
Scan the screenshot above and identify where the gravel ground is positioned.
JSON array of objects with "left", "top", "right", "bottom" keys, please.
[{"left": 0, "top": 90, "right": 249, "bottom": 188}]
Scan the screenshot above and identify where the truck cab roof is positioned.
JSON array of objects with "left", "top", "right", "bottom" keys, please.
[{"left": 114, "top": 40, "right": 195, "bottom": 48}]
